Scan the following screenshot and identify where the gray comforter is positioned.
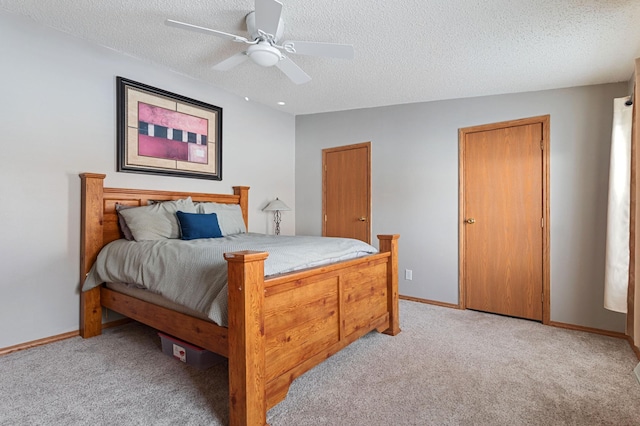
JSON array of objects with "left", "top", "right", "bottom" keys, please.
[{"left": 83, "top": 233, "right": 377, "bottom": 326}]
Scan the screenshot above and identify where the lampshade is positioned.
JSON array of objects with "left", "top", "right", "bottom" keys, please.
[{"left": 263, "top": 198, "right": 291, "bottom": 212}]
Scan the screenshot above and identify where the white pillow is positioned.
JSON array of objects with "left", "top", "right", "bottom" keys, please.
[
  {"left": 119, "top": 197, "right": 197, "bottom": 241},
  {"left": 197, "top": 202, "right": 247, "bottom": 236}
]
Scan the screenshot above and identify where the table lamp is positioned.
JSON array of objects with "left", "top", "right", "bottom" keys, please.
[{"left": 263, "top": 198, "right": 291, "bottom": 235}]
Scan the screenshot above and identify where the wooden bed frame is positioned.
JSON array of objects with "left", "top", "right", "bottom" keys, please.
[{"left": 79, "top": 173, "right": 400, "bottom": 426}]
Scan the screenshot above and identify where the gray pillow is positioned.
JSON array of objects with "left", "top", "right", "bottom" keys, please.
[
  {"left": 119, "top": 197, "right": 197, "bottom": 241},
  {"left": 197, "top": 202, "right": 247, "bottom": 236},
  {"left": 115, "top": 204, "right": 135, "bottom": 241}
]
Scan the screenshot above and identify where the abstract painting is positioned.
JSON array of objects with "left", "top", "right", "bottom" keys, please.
[{"left": 117, "top": 77, "right": 222, "bottom": 180}]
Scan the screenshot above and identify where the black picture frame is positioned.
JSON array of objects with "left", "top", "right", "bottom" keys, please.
[{"left": 116, "top": 77, "right": 222, "bottom": 180}]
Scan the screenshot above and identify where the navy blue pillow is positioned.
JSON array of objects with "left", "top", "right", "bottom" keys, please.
[{"left": 176, "top": 211, "right": 223, "bottom": 240}]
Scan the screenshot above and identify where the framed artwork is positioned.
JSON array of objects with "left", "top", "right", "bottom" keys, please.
[{"left": 116, "top": 77, "right": 222, "bottom": 180}]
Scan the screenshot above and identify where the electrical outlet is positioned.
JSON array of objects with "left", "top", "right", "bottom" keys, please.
[{"left": 405, "top": 269, "right": 413, "bottom": 280}]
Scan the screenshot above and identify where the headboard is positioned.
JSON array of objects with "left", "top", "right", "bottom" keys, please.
[{"left": 79, "top": 173, "right": 249, "bottom": 288}]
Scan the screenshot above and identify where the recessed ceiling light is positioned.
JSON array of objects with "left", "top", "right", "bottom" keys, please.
[
  {"left": 244, "top": 96, "right": 250, "bottom": 101},
  {"left": 277, "top": 101, "right": 285, "bottom": 106}
]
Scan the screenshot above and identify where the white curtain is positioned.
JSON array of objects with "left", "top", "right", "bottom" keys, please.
[{"left": 604, "top": 96, "right": 634, "bottom": 313}]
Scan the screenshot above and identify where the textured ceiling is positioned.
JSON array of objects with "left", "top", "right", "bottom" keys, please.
[{"left": 2, "top": 0, "right": 640, "bottom": 115}]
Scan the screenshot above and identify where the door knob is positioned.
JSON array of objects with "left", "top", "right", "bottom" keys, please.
[
  {"left": 358, "top": 217, "right": 367, "bottom": 222},
  {"left": 466, "top": 218, "right": 476, "bottom": 224}
]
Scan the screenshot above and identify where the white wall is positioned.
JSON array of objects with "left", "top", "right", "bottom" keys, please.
[
  {"left": 296, "top": 83, "right": 629, "bottom": 332},
  {"left": 0, "top": 12, "right": 295, "bottom": 348}
]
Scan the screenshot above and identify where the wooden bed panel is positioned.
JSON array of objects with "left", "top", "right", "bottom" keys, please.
[
  {"left": 264, "top": 276, "right": 340, "bottom": 382},
  {"left": 343, "top": 262, "right": 389, "bottom": 337},
  {"left": 264, "top": 312, "right": 390, "bottom": 409},
  {"left": 101, "top": 287, "right": 229, "bottom": 357},
  {"left": 266, "top": 314, "right": 340, "bottom": 383},
  {"left": 264, "top": 275, "right": 340, "bottom": 332}
]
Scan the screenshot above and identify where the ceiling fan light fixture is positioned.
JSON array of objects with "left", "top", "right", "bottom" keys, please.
[{"left": 247, "top": 43, "right": 282, "bottom": 67}]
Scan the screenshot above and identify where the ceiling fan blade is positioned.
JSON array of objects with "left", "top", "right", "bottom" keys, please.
[
  {"left": 212, "top": 52, "right": 249, "bottom": 71},
  {"left": 283, "top": 41, "right": 354, "bottom": 59},
  {"left": 275, "top": 56, "right": 311, "bottom": 85},
  {"left": 254, "top": 0, "right": 283, "bottom": 36},
  {"left": 165, "top": 19, "right": 249, "bottom": 43}
]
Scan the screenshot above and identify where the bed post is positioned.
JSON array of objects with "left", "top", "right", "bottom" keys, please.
[
  {"left": 224, "top": 250, "right": 269, "bottom": 426},
  {"left": 378, "top": 234, "right": 401, "bottom": 336},
  {"left": 79, "top": 173, "right": 106, "bottom": 338},
  {"left": 233, "top": 186, "right": 250, "bottom": 230}
]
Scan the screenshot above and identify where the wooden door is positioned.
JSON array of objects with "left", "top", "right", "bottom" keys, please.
[
  {"left": 323, "top": 142, "right": 371, "bottom": 243},
  {"left": 462, "top": 120, "right": 546, "bottom": 321}
]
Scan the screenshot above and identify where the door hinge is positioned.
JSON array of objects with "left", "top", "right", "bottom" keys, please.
[
  {"left": 541, "top": 217, "right": 544, "bottom": 228},
  {"left": 541, "top": 293, "right": 544, "bottom": 303},
  {"left": 540, "top": 140, "right": 544, "bottom": 150},
  {"left": 324, "top": 214, "right": 327, "bottom": 222}
]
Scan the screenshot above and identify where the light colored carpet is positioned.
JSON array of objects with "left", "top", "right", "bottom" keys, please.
[{"left": 1, "top": 300, "right": 639, "bottom": 425}]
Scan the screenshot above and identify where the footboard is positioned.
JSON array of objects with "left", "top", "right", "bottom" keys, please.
[{"left": 225, "top": 235, "right": 399, "bottom": 426}]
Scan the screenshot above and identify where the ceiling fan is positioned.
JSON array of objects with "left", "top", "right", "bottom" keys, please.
[{"left": 165, "top": 0, "right": 354, "bottom": 85}]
